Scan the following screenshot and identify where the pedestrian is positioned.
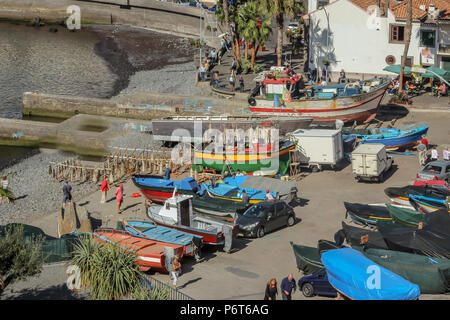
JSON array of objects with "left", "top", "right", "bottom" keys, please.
[
  {"left": 264, "top": 278, "right": 278, "bottom": 300},
  {"left": 241, "top": 190, "right": 249, "bottom": 205},
  {"left": 338, "top": 69, "right": 346, "bottom": 83},
  {"left": 265, "top": 190, "right": 274, "bottom": 201},
  {"left": 0, "top": 176, "right": 11, "bottom": 205},
  {"left": 431, "top": 146, "right": 438, "bottom": 161},
  {"left": 62, "top": 180, "right": 72, "bottom": 210},
  {"left": 443, "top": 147, "right": 450, "bottom": 161},
  {"left": 199, "top": 63, "right": 207, "bottom": 82},
  {"left": 171, "top": 255, "right": 182, "bottom": 289},
  {"left": 321, "top": 77, "right": 327, "bottom": 87},
  {"left": 229, "top": 73, "right": 235, "bottom": 92},
  {"left": 115, "top": 183, "right": 124, "bottom": 214},
  {"left": 280, "top": 273, "right": 297, "bottom": 300},
  {"left": 214, "top": 71, "right": 220, "bottom": 88},
  {"left": 239, "top": 75, "right": 245, "bottom": 93},
  {"left": 420, "top": 135, "right": 429, "bottom": 149},
  {"left": 100, "top": 177, "right": 109, "bottom": 203},
  {"left": 231, "top": 58, "right": 237, "bottom": 73},
  {"left": 164, "top": 166, "right": 172, "bottom": 180}
]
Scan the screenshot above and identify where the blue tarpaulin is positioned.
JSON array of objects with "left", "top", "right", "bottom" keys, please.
[{"left": 321, "top": 248, "right": 421, "bottom": 300}]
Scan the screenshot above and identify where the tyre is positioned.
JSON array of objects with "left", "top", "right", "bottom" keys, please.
[
  {"left": 256, "top": 226, "right": 265, "bottom": 238},
  {"left": 287, "top": 215, "right": 295, "bottom": 227},
  {"left": 302, "top": 283, "right": 315, "bottom": 297}
]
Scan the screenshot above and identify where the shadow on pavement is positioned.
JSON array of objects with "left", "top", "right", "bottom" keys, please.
[{"left": 5, "top": 284, "right": 85, "bottom": 300}]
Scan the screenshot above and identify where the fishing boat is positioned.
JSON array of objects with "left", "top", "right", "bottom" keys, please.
[
  {"left": 290, "top": 241, "right": 324, "bottom": 275},
  {"left": 357, "top": 123, "right": 428, "bottom": 150},
  {"left": 384, "top": 185, "right": 450, "bottom": 207},
  {"left": 146, "top": 194, "right": 237, "bottom": 252},
  {"left": 385, "top": 203, "right": 426, "bottom": 228},
  {"left": 344, "top": 202, "right": 393, "bottom": 227},
  {"left": 353, "top": 246, "right": 450, "bottom": 294},
  {"left": 193, "top": 140, "right": 295, "bottom": 174},
  {"left": 120, "top": 220, "right": 203, "bottom": 258},
  {"left": 321, "top": 248, "right": 421, "bottom": 300},
  {"left": 247, "top": 66, "right": 390, "bottom": 123},
  {"left": 339, "top": 221, "right": 389, "bottom": 250},
  {"left": 414, "top": 179, "right": 450, "bottom": 192},
  {"left": 409, "top": 194, "right": 449, "bottom": 213},
  {"left": 93, "top": 228, "right": 184, "bottom": 272},
  {"left": 203, "top": 181, "right": 276, "bottom": 204},
  {"left": 132, "top": 175, "right": 205, "bottom": 203},
  {"left": 377, "top": 218, "right": 450, "bottom": 259},
  {"left": 151, "top": 115, "right": 314, "bottom": 143}
]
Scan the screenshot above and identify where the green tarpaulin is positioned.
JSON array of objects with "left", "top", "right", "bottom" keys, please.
[
  {"left": 354, "top": 246, "right": 450, "bottom": 294},
  {"left": 0, "top": 223, "right": 79, "bottom": 263},
  {"left": 290, "top": 242, "right": 323, "bottom": 274},
  {"left": 386, "top": 203, "right": 425, "bottom": 227},
  {"left": 421, "top": 67, "right": 450, "bottom": 81}
]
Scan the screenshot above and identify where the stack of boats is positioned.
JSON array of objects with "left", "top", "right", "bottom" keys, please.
[
  {"left": 291, "top": 181, "right": 450, "bottom": 299},
  {"left": 90, "top": 174, "right": 281, "bottom": 272}
]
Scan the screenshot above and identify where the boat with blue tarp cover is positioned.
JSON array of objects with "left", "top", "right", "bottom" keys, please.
[
  {"left": 321, "top": 247, "right": 421, "bottom": 300},
  {"left": 203, "top": 181, "right": 277, "bottom": 203},
  {"left": 119, "top": 220, "right": 203, "bottom": 258},
  {"left": 344, "top": 123, "right": 429, "bottom": 149}
]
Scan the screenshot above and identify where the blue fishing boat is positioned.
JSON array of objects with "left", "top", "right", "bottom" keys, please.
[
  {"left": 359, "top": 123, "right": 429, "bottom": 149},
  {"left": 132, "top": 175, "right": 206, "bottom": 203},
  {"left": 120, "top": 220, "right": 203, "bottom": 258},
  {"left": 409, "top": 194, "right": 448, "bottom": 213},
  {"left": 321, "top": 248, "right": 421, "bottom": 300},
  {"left": 203, "top": 181, "right": 277, "bottom": 203}
]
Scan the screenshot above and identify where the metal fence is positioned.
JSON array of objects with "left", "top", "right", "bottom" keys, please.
[{"left": 141, "top": 273, "right": 195, "bottom": 300}]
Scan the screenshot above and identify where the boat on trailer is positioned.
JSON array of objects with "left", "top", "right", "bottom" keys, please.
[
  {"left": 120, "top": 220, "right": 203, "bottom": 259},
  {"left": 247, "top": 66, "right": 390, "bottom": 123},
  {"left": 146, "top": 193, "right": 238, "bottom": 252},
  {"left": 93, "top": 228, "right": 184, "bottom": 272}
]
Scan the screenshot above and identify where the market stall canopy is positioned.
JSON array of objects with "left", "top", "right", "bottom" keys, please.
[
  {"left": 383, "top": 64, "right": 412, "bottom": 74},
  {"left": 421, "top": 67, "right": 450, "bottom": 81}
]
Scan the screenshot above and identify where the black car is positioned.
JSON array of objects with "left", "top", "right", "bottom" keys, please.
[{"left": 236, "top": 201, "right": 295, "bottom": 238}]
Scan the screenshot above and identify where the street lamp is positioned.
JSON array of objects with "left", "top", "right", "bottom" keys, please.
[{"left": 319, "top": 5, "right": 330, "bottom": 82}]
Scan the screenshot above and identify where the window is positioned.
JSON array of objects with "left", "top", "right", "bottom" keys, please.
[
  {"left": 401, "top": 56, "right": 414, "bottom": 67},
  {"left": 421, "top": 30, "right": 436, "bottom": 47},
  {"left": 390, "top": 25, "right": 405, "bottom": 43}
]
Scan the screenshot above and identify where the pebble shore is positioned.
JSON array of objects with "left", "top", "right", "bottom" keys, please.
[{"left": 0, "top": 151, "right": 98, "bottom": 225}]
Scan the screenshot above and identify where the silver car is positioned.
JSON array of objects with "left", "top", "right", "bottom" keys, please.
[{"left": 417, "top": 161, "right": 450, "bottom": 182}]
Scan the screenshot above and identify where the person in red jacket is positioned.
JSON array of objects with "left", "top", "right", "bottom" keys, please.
[
  {"left": 100, "top": 177, "right": 109, "bottom": 203},
  {"left": 420, "top": 135, "right": 429, "bottom": 149}
]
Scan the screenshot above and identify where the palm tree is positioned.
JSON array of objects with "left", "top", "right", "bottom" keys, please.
[
  {"left": 217, "top": 0, "right": 242, "bottom": 61},
  {"left": 267, "top": 0, "right": 303, "bottom": 66},
  {"left": 399, "top": 0, "right": 412, "bottom": 91}
]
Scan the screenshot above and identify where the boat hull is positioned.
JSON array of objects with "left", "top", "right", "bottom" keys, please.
[
  {"left": 361, "top": 127, "right": 429, "bottom": 148},
  {"left": 249, "top": 84, "right": 388, "bottom": 123}
]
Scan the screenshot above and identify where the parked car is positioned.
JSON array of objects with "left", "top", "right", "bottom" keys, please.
[
  {"left": 236, "top": 201, "right": 295, "bottom": 238},
  {"left": 286, "top": 21, "right": 300, "bottom": 32},
  {"left": 416, "top": 161, "right": 450, "bottom": 182},
  {"left": 298, "top": 269, "right": 337, "bottom": 298}
]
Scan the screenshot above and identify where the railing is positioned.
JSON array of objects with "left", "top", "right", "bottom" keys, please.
[{"left": 141, "top": 273, "right": 195, "bottom": 300}]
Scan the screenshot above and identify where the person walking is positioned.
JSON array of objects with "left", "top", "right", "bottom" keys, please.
[
  {"left": 431, "top": 146, "right": 439, "bottom": 162},
  {"left": 280, "top": 273, "right": 297, "bottom": 300},
  {"left": 443, "top": 147, "right": 450, "bottom": 161},
  {"left": 199, "top": 63, "right": 207, "bottom": 82},
  {"left": 164, "top": 166, "right": 172, "bottom": 180},
  {"left": 214, "top": 71, "right": 220, "bottom": 88},
  {"left": 62, "top": 180, "right": 72, "bottom": 210},
  {"left": 229, "top": 73, "right": 235, "bottom": 92},
  {"left": 241, "top": 190, "right": 249, "bottom": 206},
  {"left": 115, "top": 183, "right": 124, "bottom": 214},
  {"left": 264, "top": 278, "right": 278, "bottom": 300},
  {"left": 0, "top": 176, "right": 11, "bottom": 205},
  {"left": 100, "top": 177, "right": 109, "bottom": 203},
  {"left": 265, "top": 190, "right": 274, "bottom": 201},
  {"left": 239, "top": 75, "right": 245, "bottom": 93},
  {"left": 171, "top": 255, "right": 182, "bottom": 289}
]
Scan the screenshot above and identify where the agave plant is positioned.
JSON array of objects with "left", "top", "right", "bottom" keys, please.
[{"left": 70, "top": 235, "right": 99, "bottom": 292}]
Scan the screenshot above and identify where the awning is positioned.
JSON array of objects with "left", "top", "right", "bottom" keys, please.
[{"left": 383, "top": 64, "right": 412, "bottom": 74}]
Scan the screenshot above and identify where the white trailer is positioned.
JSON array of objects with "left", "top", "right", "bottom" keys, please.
[
  {"left": 288, "top": 128, "right": 344, "bottom": 171},
  {"left": 351, "top": 143, "right": 394, "bottom": 182}
]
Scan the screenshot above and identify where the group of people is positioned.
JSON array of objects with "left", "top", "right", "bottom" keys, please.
[
  {"left": 264, "top": 273, "right": 297, "bottom": 300},
  {"left": 417, "top": 135, "right": 450, "bottom": 166},
  {"left": 433, "top": 81, "right": 447, "bottom": 98},
  {"left": 60, "top": 178, "right": 125, "bottom": 214}
]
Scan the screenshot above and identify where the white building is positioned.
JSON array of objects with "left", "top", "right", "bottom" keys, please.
[{"left": 306, "top": 0, "right": 450, "bottom": 81}]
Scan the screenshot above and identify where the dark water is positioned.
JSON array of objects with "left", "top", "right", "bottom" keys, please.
[{"left": 0, "top": 22, "right": 196, "bottom": 165}]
